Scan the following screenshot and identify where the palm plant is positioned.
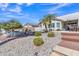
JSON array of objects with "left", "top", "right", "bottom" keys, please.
[
  {"left": 41, "top": 14, "right": 56, "bottom": 31},
  {"left": 42, "top": 18, "right": 49, "bottom": 31}
]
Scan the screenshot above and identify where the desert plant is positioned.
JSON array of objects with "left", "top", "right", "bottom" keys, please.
[
  {"left": 56, "top": 29, "right": 61, "bottom": 31},
  {"left": 48, "top": 32, "right": 55, "bottom": 37},
  {"left": 35, "top": 32, "right": 41, "bottom": 36},
  {"left": 33, "top": 37, "right": 44, "bottom": 46}
]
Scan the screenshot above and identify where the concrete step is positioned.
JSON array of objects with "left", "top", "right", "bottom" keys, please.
[
  {"left": 51, "top": 32, "right": 79, "bottom": 56},
  {"left": 61, "top": 32, "right": 79, "bottom": 36},
  {"left": 51, "top": 45, "right": 79, "bottom": 56},
  {"left": 51, "top": 50, "right": 66, "bottom": 56},
  {"left": 52, "top": 32, "right": 79, "bottom": 56},
  {"left": 62, "top": 35, "right": 79, "bottom": 42},
  {"left": 59, "top": 40, "right": 79, "bottom": 51}
]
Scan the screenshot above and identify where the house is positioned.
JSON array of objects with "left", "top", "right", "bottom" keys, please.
[
  {"left": 57, "top": 12, "right": 79, "bottom": 31},
  {"left": 39, "top": 20, "right": 62, "bottom": 31},
  {"left": 40, "top": 12, "right": 79, "bottom": 31},
  {"left": 32, "top": 25, "right": 41, "bottom": 32},
  {"left": 23, "top": 23, "right": 41, "bottom": 32},
  {"left": 23, "top": 24, "right": 34, "bottom": 32}
]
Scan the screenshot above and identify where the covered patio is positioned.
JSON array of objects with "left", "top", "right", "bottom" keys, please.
[{"left": 57, "top": 12, "right": 79, "bottom": 31}]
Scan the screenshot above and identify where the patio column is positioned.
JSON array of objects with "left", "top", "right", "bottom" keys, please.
[
  {"left": 78, "top": 19, "right": 79, "bottom": 26},
  {"left": 55, "top": 22, "right": 57, "bottom": 30},
  {"left": 77, "top": 19, "right": 79, "bottom": 31}
]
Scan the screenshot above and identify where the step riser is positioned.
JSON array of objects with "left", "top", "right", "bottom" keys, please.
[
  {"left": 61, "top": 33, "right": 79, "bottom": 36},
  {"left": 62, "top": 37, "right": 79, "bottom": 42},
  {"left": 59, "top": 40, "right": 79, "bottom": 51},
  {"left": 61, "top": 33, "right": 79, "bottom": 42},
  {"left": 61, "top": 32, "right": 79, "bottom": 51}
]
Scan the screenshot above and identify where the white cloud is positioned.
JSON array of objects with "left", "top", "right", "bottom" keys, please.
[
  {"left": 0, "top": 3, "right": 22, "bottom": 14},
  {"left": 26, "top": 3, "right": 33, "bottom": 6},
  {"left": 9, "top": 5, "right": 22, "bottom": 13},
  {"left": 6, "top": 14, "right": 15, "bottom": 17},
  {"left": 0, "top": 3, "right": 8, "bottom": 8},
  {"left": 50, "top": 3, "right": 70, "bottom": 11},
  {"left": 51, "top": 3, "right": 71, "bottom": 11},
  {"left": 17, "top": 3, "right": 23, "bottom": 5},
  {"left": 17, "top": 3, "right": 33, "bottom": 6},
  {"left": 0, "top": 3, "right": 9, "bottom": 11},
  {"left": 48, "top": 3, "right": 72, "bottom": 14}
]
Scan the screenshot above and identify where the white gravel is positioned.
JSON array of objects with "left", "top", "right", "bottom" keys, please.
[{"left": 0, "top": 32, "right": 61, "bottom": 56}]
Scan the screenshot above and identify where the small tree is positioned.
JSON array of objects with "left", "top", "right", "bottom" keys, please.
[
  {"left": 0, "top": 19, "right": 23, "bottom": 37},
  {"left": 41, "top": 14, "right": 57, "bottom": 32}
]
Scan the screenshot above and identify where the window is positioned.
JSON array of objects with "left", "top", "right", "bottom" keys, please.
[
  {"left": 51, "top": 23, "right": 55, "bottom": 28},
  {"left": 57, "top": 22, "right": 60, "bottom": 28}
]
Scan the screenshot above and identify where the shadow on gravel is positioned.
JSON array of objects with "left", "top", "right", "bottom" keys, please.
[
  {"left": 0, "top": 32, "right": 35, "bottom": 46},
  {"left": 0, "top": 37, "right": 16, "bottom": 46}
]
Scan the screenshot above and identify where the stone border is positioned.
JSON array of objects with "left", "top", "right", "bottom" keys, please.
[{"left": 0, "top": 37, "right": 16, "bottom": 45}]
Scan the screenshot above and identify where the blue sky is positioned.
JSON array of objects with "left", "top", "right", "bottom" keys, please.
[{"left": 0, "top": 3, "right": 79, "bottom": 25}]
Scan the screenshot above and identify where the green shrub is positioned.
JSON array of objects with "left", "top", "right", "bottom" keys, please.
[
  {"left": 35, "top": 32, "right": 41, "bottom": 36},
  {"left": 56, "top": 29, "right": 61, "bottom": 31},
  {"left": 33, "top": 37, "right": 44, "bottom": 46},
  {"left": 48, "top": 32, "right": 55, "bottom": 37},
  {"left": 45, "top": 30, "right": 48, "bottom": 33}
]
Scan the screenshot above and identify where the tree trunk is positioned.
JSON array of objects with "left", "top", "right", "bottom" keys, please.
[{"left": 44, "top": 24, "right": 48, "bottom": 32}]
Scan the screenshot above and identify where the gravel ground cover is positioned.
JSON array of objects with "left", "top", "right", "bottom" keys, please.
[{"left": 0, "top": 32, "right": 61, "bottom": 56}]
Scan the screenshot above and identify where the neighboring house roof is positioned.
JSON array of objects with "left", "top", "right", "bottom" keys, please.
[
  {"left": 24, "top": 23, "right": 32, "bottom": 26},
  {"left": 24, "top": 23, "right": 39, "bottom": 27},
  {"left": 57, "top": 12, "right": 79, "bottom": 21},
  {"left": 32, "top": 25, "right": 39, "bottom": 27}
]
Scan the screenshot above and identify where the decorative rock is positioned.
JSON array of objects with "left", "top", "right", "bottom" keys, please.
[{"left": 0, "top": 32, "right": 61, "bottom": 56}]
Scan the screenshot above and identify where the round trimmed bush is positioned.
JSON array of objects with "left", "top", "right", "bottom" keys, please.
[
  {"left": 56, "top": 29, "right": 61, "bottom": 31},
  {"left": 33, "top": 37, "right": 44, "bottom": 46},
  {"left": 48, "top": 32, "right": 55, "bottom": 37},
  {"left": 35, "top": 32, "right": 41, "bottom": 36}
]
